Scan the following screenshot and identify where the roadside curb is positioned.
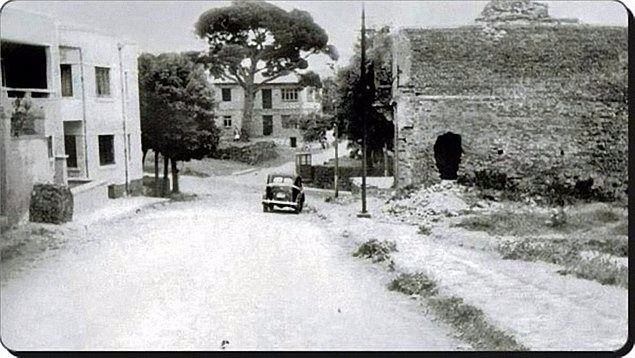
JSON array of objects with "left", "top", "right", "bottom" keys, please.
[{"left": 232, "top": 168, "right": 259, "bottom": 176}]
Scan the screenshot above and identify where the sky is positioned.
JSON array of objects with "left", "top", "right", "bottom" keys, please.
[{"left": 4, "top": 0, "right": 630, "bottom": 77}]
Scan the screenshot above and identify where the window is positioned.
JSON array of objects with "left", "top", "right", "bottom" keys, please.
[
  {"left": 47, "top": 136, "right": 54, "bottom": 158},
  {"left": 1, "top": 41, "right": 47, "bottom": 90},
  {"left": 272, "top": 176, "right": 293, "bottom": 184},
  {"left": 223, "top": 116, "right": 232, "bottom": 128},
  {"left": 222, "top": 88, "right": 232, "bottom": 101},
  {"left": 64, "top": 135, "right": 78, "bottom": 168},
  {"left": 95, "top": 67, "right": 110, "bottom": 96},
  {"left": 281, "top": 88, "right": 299, "bottom": 102},
  {"left": 262, "top": 88, "right": 272, "bottom": 109},
  {"left": 98, "top": 135, "right": 115, "bottom": 165},
  {"left": 281, "top": 115, "right": 297, "bottom": 129},
  {"left": 60, "top": 64, "right": 73, "bottom": 97}
]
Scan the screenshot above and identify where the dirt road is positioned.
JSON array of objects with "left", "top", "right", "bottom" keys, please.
[{"left": 0, "top": 175, "right": 463, "bottom": 350}]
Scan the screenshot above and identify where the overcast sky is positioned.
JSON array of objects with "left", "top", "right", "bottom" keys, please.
[{"left": 5, "top": 0, "right": 629, "bottom": 76}]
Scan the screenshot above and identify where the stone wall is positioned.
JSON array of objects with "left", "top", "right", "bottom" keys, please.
[
  {"left": 214, "top": 141, "right": 278, "bottom": 165},
  {"left": 310, "top": 164, "right": 389, "bottom": 191},
  {"left": 392, "top": 21, "right": 628, "bottom": 201}
]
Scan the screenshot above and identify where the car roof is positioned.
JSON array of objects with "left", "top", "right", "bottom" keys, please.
[{"left": 268, "top": 173, "right": 297, "bottom": 178}]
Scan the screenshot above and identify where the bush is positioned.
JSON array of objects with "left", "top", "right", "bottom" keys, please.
[
  {"left": 388, "top": 272, "right": 438, "bottom": 297},
  {"left": 29, "top": 184, "right": 73, "bottom": 224},
  {"left": 353, "top": 239, "right": 397, "bottom": 264},
  {"left": 417, "top": 225, "right": 432, "bottom": 236}
]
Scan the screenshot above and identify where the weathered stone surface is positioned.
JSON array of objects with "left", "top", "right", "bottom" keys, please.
[
  {"left": 392, "top": 23, "right": 627, "bottom": 203},
  {"left": 475, "top": 0, "right": 551, "bottom": 24}
]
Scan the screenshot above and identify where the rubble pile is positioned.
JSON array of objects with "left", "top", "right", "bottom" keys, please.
[{"left": 383, "top": 181, "right": 471, "bottom": 224}]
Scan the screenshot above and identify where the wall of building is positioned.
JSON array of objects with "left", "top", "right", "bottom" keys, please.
[
  {"left": 0, "top": 8, "right": 65, "bottom": 225},
  {"left": 392, "top": 24, "right": 628, "bottom": 198},
  {"left": 214, "top": 83, "right": 321, "bottom": 144},
  {"left": 0, "top": 8, "right": 144, "bottom": 226},
  {"left": 59, "top": 27, "right": 143, "bottom": 193}
]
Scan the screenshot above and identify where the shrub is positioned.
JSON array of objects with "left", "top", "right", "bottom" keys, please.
[
  {"left": 353, "top": 239, "right": 397, "bottom": 263},
  {"left": 417, "top": 225, "right": 432, "bottom": 236},
  {"left": 388, "top": 272, "right": 438, "bottom": 297},
  {"left": 29, "top": 184, "right": 73, "bottom": 224}
]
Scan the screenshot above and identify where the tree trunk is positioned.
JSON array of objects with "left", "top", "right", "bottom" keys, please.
[
  {"left": 383, "top": 145, "right": 389, "bottom": 177},
  {"left": 162, "top": 155, "right": 169, "bottom": 197},
  {"left": 242, "top": 86, "right": 255, "bottom": 140},
  {"left": 154, "top": 150, "right": 160, "bottom": 197},
  {"left": 171, "top": 158, "right": 179, "bottom": 194},
  {"left": 142, "top": 149, "right": 148, "bottom": 168}
]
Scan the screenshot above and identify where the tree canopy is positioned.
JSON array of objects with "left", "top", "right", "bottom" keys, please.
[
  {"left": 139, "top": 52, "right": 220, "bottom": 162},
  {"left": 194, "top": 0, "right": 338, "bottom": 135},
  {"left": 332, "top": 26, "right": 394, "bottom": 160}
]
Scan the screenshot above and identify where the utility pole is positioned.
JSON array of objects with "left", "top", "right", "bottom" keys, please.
[
  {"left": 357, "top": 2, "right": 371, "bottom": 218},
  {"left": 334, "top": 122, "right": 339, "bottom": 198}
]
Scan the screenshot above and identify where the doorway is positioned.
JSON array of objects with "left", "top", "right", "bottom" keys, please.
[
  {"left": 262, "top": 115, "right": 273, "bottom": 136},
  {"left": 433, "top": 132, "right": 463, "bottom": 180}
]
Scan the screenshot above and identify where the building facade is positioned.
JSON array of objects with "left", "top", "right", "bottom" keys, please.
[
  {"left": 1, "top": 8, "right": 143, "bottom": 227},
  {"left": 214, "top": 76, "right": 322, "bottom": 148},
  {"left": 390, "top": 0, "right": 627, "bottom": 197}
]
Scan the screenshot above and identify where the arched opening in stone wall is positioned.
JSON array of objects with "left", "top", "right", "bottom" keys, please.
[{"left": 433, "top": 132, "right": 463, "bottom": 180}]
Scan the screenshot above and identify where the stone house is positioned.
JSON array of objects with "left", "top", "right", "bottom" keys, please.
[
  {"left": 1, "top": 8, "right": 143, "bottom": 227},
  {"left": 390, "top": 0, "right": 628, "bottom": 197},
  {"left": 213, "top": 74, "right": 322, "bottom": 148}
]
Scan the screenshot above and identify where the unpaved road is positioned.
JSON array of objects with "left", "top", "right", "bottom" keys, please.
[{"left": 0, "top": 175, "right": 463, "bottom": 350}]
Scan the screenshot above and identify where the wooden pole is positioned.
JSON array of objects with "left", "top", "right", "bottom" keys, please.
[
  {"left": 334, "top": 123, "right": 339, "bottom": 198},
  {"left": 358, "top": 3, "right": 370, "bottom": 218}
]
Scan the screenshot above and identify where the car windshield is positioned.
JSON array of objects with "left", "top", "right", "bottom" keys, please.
[{"left": 272, "top": 176, "right": 294, "bottom": 184}]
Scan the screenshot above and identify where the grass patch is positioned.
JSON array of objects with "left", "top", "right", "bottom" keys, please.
[
  {"left": 454, "top": 206, "right": 626, "bottom": 237},
  {"left": 583, "top": 237, "right": 628, "bottom": 257},
  {"left": 388, "top": 272, "right": 526, "bottom": 351},
  {"left": 557, "top": 255, "right": 628, "bottom": 289},
  {"left": 498, "top": 238, "right": 628, "bottom": 288},
  {"left": 427, "top": 296, "right": 527, "bottom": 351},
  {"left": 610, "top": 222, "right": 628, "bottom": 236},
  {"left": 498, "top": 239, "right": 578, "bottom": 265},
  {"left": 353, "top": 239, "right": 396, "bottom": 263}
]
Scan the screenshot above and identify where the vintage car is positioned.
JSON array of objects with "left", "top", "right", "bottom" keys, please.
[{"left": 262, "top": 173, "right": 305, "bottom": 214}]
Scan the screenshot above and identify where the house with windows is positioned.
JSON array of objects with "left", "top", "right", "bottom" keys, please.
[
  {"left": 0, "top": 8, "right": 143, "bottom": 227},
  {"left": 213, "top": 74, "right": 322, "bottom": 147}
]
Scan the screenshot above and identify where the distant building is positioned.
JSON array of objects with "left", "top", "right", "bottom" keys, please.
[
  {"left": 1, "top": 8, "right": 143, "bottom": 227},
  {"left": 213, "top": 74, "right": 322, "bottom": 148}
]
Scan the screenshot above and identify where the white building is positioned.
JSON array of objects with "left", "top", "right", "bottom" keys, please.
[
  {"left": 0, "top": 8, "right": 143, "bottom": 227},
  {"left": 214, "top": 74, "right": 322, "bottom": 148}
]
